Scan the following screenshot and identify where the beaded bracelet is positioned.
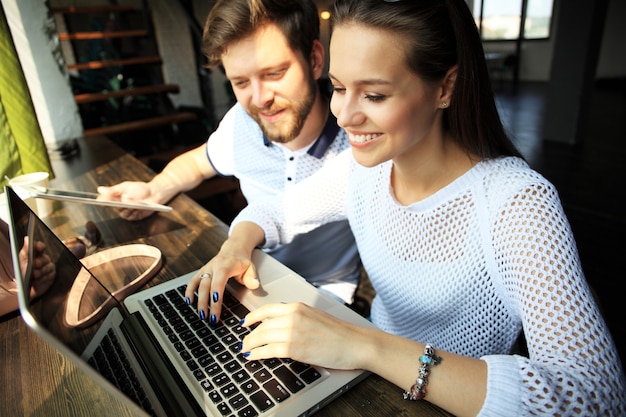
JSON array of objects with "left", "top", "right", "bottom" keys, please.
[{"left": 403, "top": 344, "right": 442, "bottom": 401}]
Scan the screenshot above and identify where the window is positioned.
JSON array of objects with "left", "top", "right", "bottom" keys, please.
[{"left": 471, "top": 0, "right": 554, "bottom": 41}]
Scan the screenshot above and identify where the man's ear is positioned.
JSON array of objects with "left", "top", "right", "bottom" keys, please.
[
  {"left": 439, "top": 65, "right": 457, "bottom": 108},
  {"left": 310, "top": 39, "right": 325, "bottom": 79}
]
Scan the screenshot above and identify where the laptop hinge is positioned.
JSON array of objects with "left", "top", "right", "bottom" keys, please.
[{"left": 121, "top": 312, "right": 204, "bottom": 417}]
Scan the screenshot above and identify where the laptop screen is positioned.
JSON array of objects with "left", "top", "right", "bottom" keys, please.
[{"left": 5, "top": 185, "right": 124, "bottom": 354}]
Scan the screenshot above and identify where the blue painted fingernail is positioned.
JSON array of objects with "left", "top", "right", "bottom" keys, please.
[
  {"left": 199, "top": 310, "right": 205, "bottom": 320},
  {"left": 239, "top": 318, "right": 245, "bottom": 326},
  {"left": 212, "top": 291, "right": 219, "bottom": 303},
  {"left": 237, "top": 342, "right": 242, "bottom": 352},
  {"left": 210, "top": 314, "right": 217, "bottom": 325},
  {"left": 243, "top": 351, "right": 250, "bottom": 358},
  {"left": 185, "top": 297, "right": 191, "bottom": 305}
]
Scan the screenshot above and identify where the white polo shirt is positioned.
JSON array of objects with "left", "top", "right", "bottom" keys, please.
[{"left": 205, "top": 103, "right": 360, "bottom": 303}]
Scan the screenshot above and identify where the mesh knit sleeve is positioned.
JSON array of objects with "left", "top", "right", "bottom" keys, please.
[
  {"left": 229, "top": 149, "right": 353, "bottom": 248},
  {"left": 480, "top": 163, "right": 626, "bottom": 416}
]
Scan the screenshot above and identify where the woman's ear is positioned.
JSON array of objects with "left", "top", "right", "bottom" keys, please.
[{"left": 439, "top": 65, "right": 457, "bottom": 109}]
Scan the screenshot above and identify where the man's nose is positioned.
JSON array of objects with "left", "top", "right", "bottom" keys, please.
[{"left": 251, "top": 81, "right": 274, "bottom": 109}]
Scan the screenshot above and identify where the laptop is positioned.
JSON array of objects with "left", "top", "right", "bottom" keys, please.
[{"left": 5, "top": 185, "right": 375, "bottom": 417}]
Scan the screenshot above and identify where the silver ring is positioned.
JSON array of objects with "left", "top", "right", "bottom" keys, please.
[{"left": 199, "top": 272, "right": 211, "bottom": 280}]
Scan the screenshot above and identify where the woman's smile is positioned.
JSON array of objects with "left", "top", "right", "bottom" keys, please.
[{"left": 347, "top": 130, "right": 383, "bottom": 146}]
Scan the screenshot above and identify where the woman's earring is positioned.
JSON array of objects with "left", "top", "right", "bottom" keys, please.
[{"left": 441, "top": 101, "right": 448, "bottom": 108}]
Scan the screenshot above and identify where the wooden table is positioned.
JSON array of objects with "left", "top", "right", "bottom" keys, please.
[{"left": 0, "top": 136, "right": 453, "bottom": 417}]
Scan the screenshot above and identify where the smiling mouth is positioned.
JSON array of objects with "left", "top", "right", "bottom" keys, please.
[
  {"left": 258, "top": 108, "right": 286, "bottom": 124},
  {"left": 349, "top": 132, "right": 382, "bottom": 144},
  {"left": 261, "top": 109, "right": 282, "bottom": 117}
]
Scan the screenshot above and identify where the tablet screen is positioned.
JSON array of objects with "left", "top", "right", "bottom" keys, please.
[{"left": 21, "top": 186, "right": 172, "bottom": 212}]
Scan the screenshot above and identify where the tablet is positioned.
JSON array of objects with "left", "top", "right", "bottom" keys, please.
[{"left": 17, "top": 185, "right": 172, "bottom": 212}]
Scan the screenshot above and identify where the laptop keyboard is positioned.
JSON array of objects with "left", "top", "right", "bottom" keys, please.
[
  {"left": 144, "top": 285, "right": 322, "bottom": 417},
  {"left": 88, "top": 329, "right": 157, "bottom": 415}
]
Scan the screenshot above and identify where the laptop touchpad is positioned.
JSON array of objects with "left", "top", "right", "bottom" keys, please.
[{"left": 232, "top": 275, "right": 337, "bottom": 312}]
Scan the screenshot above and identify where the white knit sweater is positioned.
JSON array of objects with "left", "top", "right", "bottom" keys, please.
[{"left": 231, "top": 150, "right": 626, "bottom": 416}]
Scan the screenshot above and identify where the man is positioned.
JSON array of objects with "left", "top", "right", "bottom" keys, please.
[{"left": 98, "top": 0, "right": 361, "bottom": 305}]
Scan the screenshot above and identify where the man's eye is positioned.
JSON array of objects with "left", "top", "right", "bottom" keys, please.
[{"left": 266, "top": 70, "right": 286, "bottom": 79}]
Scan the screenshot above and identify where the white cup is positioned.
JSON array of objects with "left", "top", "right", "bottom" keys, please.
[
  {"left": 8, "top": 172, "right": 54, "bottom": 218},
  {"left": 0, "top": 192, "right": 8, "bottom": 224}
]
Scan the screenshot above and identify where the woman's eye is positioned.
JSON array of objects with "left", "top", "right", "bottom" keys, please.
[
  {"left": 331, "top": 86, "right": 346, "bottom": 94},
  {"left": 365, "top": 94, "right": 386, "bottom": 102}
]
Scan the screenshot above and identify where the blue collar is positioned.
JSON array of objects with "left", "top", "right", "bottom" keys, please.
[{"left": 262, "top": 112, "right": 340, "bottom": 159}]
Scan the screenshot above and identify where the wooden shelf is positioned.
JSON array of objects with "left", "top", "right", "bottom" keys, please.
[
  {"left": 74, "top": 84, "right": 180, "bottom": 104},
  {"left": 51, "top": 5, "right": 137, "bottom": 14},
  {"left": 53, "top": 1, "right": 206, "bottom": 161},
  {"left": 67, "top": 56, "right": 162, "bottom": 71},
  {"left": 58, "top": 29, "right": 148, "bottom": 41},
  {"left": 83, "top": 112, "right": 198, "bottom": 137}
]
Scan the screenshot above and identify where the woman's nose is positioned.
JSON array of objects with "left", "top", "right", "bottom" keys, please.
[{"left": 332, "top": 95, "right": 364, "bottom": 127}]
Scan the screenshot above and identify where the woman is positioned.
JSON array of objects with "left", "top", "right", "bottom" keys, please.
[{"left": 186, "top": 0, "right": 626, "bottom": 415}]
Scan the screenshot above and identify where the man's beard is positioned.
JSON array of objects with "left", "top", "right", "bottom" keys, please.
[{"left": 248, "top": 78, "right": 317, "bottom": 144}]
